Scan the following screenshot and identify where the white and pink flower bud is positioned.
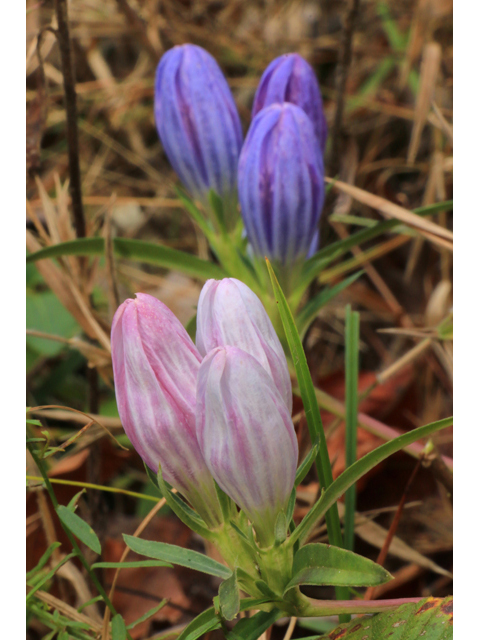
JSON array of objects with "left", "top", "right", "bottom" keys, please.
[
  {"left": 111, "top": 293, "right": 222, "bottom": 527},
  {"left": 196, "top": 346, "right": 298, "bottom": 546},
  {"left": 196, "top": 278, "right": 292, "bottom": 413}
]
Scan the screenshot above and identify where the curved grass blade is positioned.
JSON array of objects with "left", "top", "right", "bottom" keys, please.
[
  {"left": 266, "top": 259, "right": 350, "bottom": 612},
  {"left": 296, "top": 271, "right": 363, "bottom": 336},
  {"left": 26, "top": 237, "right": 226, "bottom": 280},
  {"left": 289, "top": 416, "right": 453, "bottom": 547},
  {"left": 300, "top": 200, "right": 453, "bottom": 287}
]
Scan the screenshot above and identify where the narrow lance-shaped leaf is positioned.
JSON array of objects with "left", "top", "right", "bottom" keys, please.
[
  {"left": 299, "top": 200, "right": 453, "bottom": 288},
  {"left": 56, "top": 505, "right": 101, "bottom": 554},
  {"left": 266, "top": 260, "right": 344, "bottom": 548},
  {"left": 26, "top": 237, "right": 226, "bottom": 280},
  {"left": 284, "top": 543, "right": 392, "bottom": 594},
  {"left": 123, "top": 535, "right": 232, "bottom": 579},
  {"left": 289, "top": 416, "right": 453, "bottom": 546}
]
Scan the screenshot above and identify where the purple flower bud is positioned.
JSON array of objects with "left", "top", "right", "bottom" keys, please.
[
  {"left": 238, "top": 103, "right": 325, "bottom": 266},
  {"left": 154, "top": 44, "right": 243, "bottom": 227},
  {"left": 196, "top": 346, "right": 298, "bottom": 546},
  {"left": 111, "top": 293, "right": 222, "bottom": 527},
  {"left": 252, "top": 53, "right": 327, "bottom": 152},
  {"left": 196, "top": 278, "right": 292, "bottom": 413}
]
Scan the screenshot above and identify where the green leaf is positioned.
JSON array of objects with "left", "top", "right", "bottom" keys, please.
[
  {"left": 219, "top": 569, "right": 240, "bottom": 621},
  {"left": 56, "top": 505, "right": 101, "bottom": 554},
  {"left": 284, "top": 543, "right": 392, "bottom": 593},
  {"left": 301, "top": 200, "right": 453, "bottom": 287},
  {"left": 26, "top": 237, "right": 226, "bottom": 281},
  {"left": 67, "top": 489, "right": 86, "bottom": 512},
  {"left": 175, "top": 187, "right": 214, "bottom": 239},
  {"left": 266, "top": 261, "right": 344, "bottom": 553},
  {"left": 316, "top": 596, "right": 453, "bottom": 640},
  {"left": 295, "top": 436, "right": 321, "bottom": 488},
  {"left": 111, "top": 614, "right": 127, "bottom": 640},
  {"left": 289, "top": 416, "right": 453, "bottom": 546},
  {"left": 123, "top": 535, "right": 232, "bottom": 579},
  {"left": 92, "top": 560, "right": 172, "bottom": 569},
  {"left": 296, "top": 271, "right": 364, "bottom": 337},
  {"left": 127, "top": 599, "right": 168, "bottom": 629},
  {"left": 176, "top": 607, "right": 222, "bottom": 640},
  {"left": 26, "top": 542, "right": 62, "bottom": 580},
  {"left": 26, "top": 553, "right": 76, "bottom": 602},
  {"left": 226, "top": 609, "right": 283, "bottom": 640},
  {"left": 26, "top": 290, "right": 79, "bottom": 357}
]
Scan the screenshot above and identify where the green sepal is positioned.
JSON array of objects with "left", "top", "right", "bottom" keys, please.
[
  {"left": 219, "top": 569, "right": 240, "bottom": 621},
  {"left": 156, "top": 465, "right": 212, "bottom": 539},
  {"left": 274, "top": 510, "right": 288, "bottom": 545}
]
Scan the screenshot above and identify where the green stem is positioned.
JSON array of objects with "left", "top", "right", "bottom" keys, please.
[
  {"left": 344, "top": 306, "right": 360, "bottom": 553},
  {"left": 27, "top": 443, "right": 133, "bottom": 640}
]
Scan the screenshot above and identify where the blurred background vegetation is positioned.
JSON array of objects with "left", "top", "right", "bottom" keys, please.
[{"left": 26, "top": 1, "right": 452, "bottom": 638}]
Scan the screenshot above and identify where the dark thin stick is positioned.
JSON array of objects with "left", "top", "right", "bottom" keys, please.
[
  {"left": 329, "top": 0, "right": 361, "bottom": 175},
  {"left": 54, "top": 0, "right": 86, "bottom": 238},
  {"left": 364, "top": 457, "right": 423, "bottom": 600}
]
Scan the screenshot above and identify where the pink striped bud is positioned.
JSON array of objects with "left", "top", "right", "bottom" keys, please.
[
  {"left": 196, "top": 278, "right": 292, "bottom": 413},
  {"left": 111, "top": 293, "right": 222, "bottom": 527},
  {"left": 196, "top": 346, "right": 298, "bottom": 546}
]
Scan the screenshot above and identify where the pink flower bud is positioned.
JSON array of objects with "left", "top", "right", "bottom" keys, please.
[
  {"left": 111, "top": 293, "right": 222, "bottom": 527},
  {"left": 196, "top": 346, "right": 298, "bottom": 546},
  {"left": 196, "top": 278, "right": 292, "bottom": 413}
]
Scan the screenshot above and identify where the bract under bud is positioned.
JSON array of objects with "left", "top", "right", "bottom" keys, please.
[
  {"left": 154, "top": 44, "right": 243, "bottom": 229},
  {"left": 196, "top": 346, "right": 298, "bottom": 547},
  {"left": 111, "top": 293, "right": 222, "bottom": 527},
  {"left": 196, "top": 278, "right": 292, "bottom": 413},
  {"left": 252, "top": 53, "right": 328, "bottom": 152},
  {"left": 238, "top": 103, "right": 325, "bottom": 267}
]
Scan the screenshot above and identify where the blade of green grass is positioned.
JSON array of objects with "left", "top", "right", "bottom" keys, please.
[
  {"left": 343, "top": 306, "right": 360, "bottom": 553},
  {"left": 289, "top": 416, "right": 452, "bottom": 547},
  {"left": 26, "top": 237, "right": 226, "bottom": 280},
  {"left": 266, "top": 259, "right": 350, "bottom": 620}
]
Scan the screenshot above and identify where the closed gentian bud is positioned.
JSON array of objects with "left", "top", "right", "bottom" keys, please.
[
  {"left": 238, "top": 103, "right": 325, "bottom": 267},
  {"left": 154, "top": 44, "right": 243, "bottom": 229},
  {"left": 111, "top": 293, "right": 222, "bottom": 528},
  {"left": 196, "top": 346, "right": 298, "bottom": 546},
  {"left": 196, "top": 278, "right": 292, "bottom": 413},
  {"left": 252, "top": 53, "right": 328, "bottom": 153}
]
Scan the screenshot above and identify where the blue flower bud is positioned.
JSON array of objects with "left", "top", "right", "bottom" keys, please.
[
  {"left": 154, "top": 44, "right": 243, "bottom": 227},
  {"left": 238, "top": 103, "right": 325, "bottom": 267},
  {"left": 252, "top": 53, "right": 328, "bottom": 153}
]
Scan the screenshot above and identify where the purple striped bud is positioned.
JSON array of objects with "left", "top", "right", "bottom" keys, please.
[
  {"left": 111, "top": 293, "right": 222, "bottom": 527},
  {"left": 154, "top": 44, "right": 243, "bottom": 229},
  {"left": 252, "top": 53, "right": 328, "bottom": 152},
  {"left": 196, "top": 346, "right": 298, "bottom": 546},
  {"left": 238, "top": 103, "right": 325, "bottom": 267},
  {"left": 196, "top": 278, "right": 292, "bottom": 413}
]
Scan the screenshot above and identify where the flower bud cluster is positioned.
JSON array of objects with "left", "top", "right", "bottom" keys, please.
[
  {"left": 112, "top": 279, "right": 298, "bottom": 546},
  {"left": 154, "top": 45, "right": 327, "bottom": 266}
]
